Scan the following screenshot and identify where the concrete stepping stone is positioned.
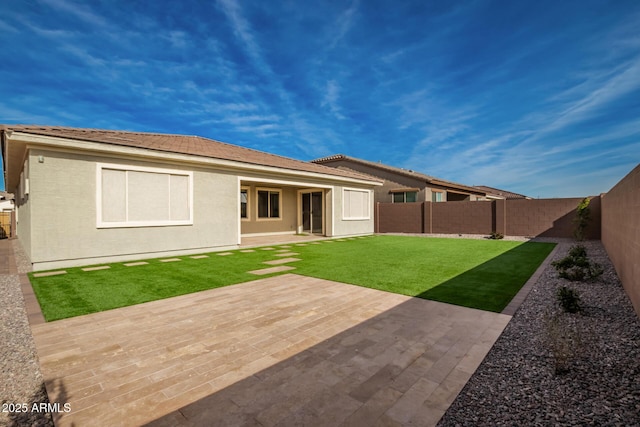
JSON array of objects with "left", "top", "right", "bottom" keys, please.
[
  {"left": 279, "top": 245, "right": 292, "bottom": 248},
  {"left": 275, "top": 249, "right": 291, "bottom": 253},
  {"left": 82, "top": 266, "right": 110, "bottom": 272},
  {"left": 124, "top": 261, "right": 149, "bottom": 267},
  {"left": 274, "top": 252, "right": 299, "bottom": 257},
  {"left": 248, "top": 266, "right": 296, "bottom": 275},
  {"left": 33, "top": 271, "right": 67, "bottom": 277},
  {"left": 263, "top": 258, "right": 301, "bottom": 265},
  {"left": 160, "top": 258, "right": 181, "bottom": 262},
  {"left": 217, "top": 252, "right": 233, "bottom": 256},
  {"left": 295, "top": 243, "right": 308, "bottom": 247},
  {"left": 260, "top": 247, "right": 275, "bottom": 251},
  {"left": 190, "top": 255, "right": 209, "bottom": 259},
  {"left": 240, "top": 250, "right": 255, "bottom": 253}
]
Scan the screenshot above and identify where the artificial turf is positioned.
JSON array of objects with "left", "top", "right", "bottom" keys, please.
[{"left": 30, "top": 235, "right": 555, "bottom": 321}]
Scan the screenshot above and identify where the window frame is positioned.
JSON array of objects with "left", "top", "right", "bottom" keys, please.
[
  {"left": 255, "top": 187, "right": 282, "bottom": 221},
  {"left": 392, "top": 191, "right": 417, "bottom": 203},
  {"left": 432, "top": 190, "right": 445, "bottom": 202},
  {"left": 342, "top": 188, "right": 371, "bottom": 220},
  {"left": 240, "top": 186, "right": 250, "bottom": 221},
  {"left": 96, "top": 163, "right": 193, "bottom": 228}
]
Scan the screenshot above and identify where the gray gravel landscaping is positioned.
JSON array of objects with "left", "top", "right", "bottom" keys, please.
[
  {"left": 439, "top": 239, "right": 640, "bottom": 426},
  {"left": 0, "top": 240, "right": 53, "bottom": 427}
]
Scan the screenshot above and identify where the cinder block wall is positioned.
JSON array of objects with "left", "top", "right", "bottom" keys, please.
[
  {"left": 376, "top": 197, "right": 601, "bottom": 239},
  {"left": 602, "top": 164, "right": 640, "bottom": 317},
  {"left": 430, "top": 201, "right": 494, "bottom": 234},
  {"left": 376, "top": 203, "right": 423, "bottom": 233},
  {"left": 505, "top": 197, "right": 601, "bottom": 239}
]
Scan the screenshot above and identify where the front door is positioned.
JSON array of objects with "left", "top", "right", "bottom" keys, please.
[{"left": 301, "top": 191, "right": 323, "bottom": 234}]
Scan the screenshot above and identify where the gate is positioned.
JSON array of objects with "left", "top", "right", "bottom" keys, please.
[{"left": 0, "top": 212, "right": 12, "bottom": 239}]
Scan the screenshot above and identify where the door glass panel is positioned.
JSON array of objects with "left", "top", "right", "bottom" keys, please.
[
  {"left": 302, "top": 193, "right": 311, "bottom": 232},
  {"left": 311, "top": 192, "right": 323, "bottom": 234}
]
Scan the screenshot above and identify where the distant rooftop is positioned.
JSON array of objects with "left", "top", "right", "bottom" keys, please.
[
  {"left": 473, "top": 185, "right": 531, "bottom": 200},
  {"left": 312, "top": 154, "right": 484, "bottom": 195}
]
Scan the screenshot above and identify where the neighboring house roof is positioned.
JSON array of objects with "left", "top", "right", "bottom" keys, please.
[
  {"left": 1, "top": 126, "right": 383, "bottom": 187},
  {"left": 312, "top": 154, "right": 485, "bottom": 195},
  {"left": 0, "top": 191, "right": 14, "bottom": 201},
  {"left": 473, "top": 185, "right": 531, "bottom": 200}
]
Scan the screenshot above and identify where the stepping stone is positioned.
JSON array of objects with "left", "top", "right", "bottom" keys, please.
[
  {"left": 275, "top": 249, "right": 291, "bottom": 253},
  {"left": 82, "top": 266, "right": 110, "bottom": 272},
  {"left": 217, "top": 252, "right": 233, "bottom": 256},
  {"left": 335, "top": 239, "right": 346, "bottom": 242},
  {"left": 160, "top": 258, "right": 181, "bottom": 262},
  {"left": 279, "top": 245, "right": 292, "bottom": 248},
  {"left": 248, "top": 266, "right": 296, "bottom": 275},
  {"left": 33, "top": 271, "right": 67, "bottom": 277},
  {"left": 240, "top": 250, "right": 255, "bottom": 253},
  {"left": 190, "top": 255, "right": 209, "bottom": 259},
  {"left": 263, "top": 258, "right": 301, "bottom": 265},
  {"left": 124, "top": 261, "right": 148, "bottom": 267},
  {"left": 260, "top": 247, "right": 275, "bottom": 251},
  {"left": 295, "top": 243, "right": 308, "bottom": 247},
  {"left": 310, "top": 242, "right": 322, "bottom": 245},
  {"left": 275, "top": 252, "right": 299, "bottom": 257}
]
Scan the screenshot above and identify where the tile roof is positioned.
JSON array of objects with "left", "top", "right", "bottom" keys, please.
[
  {"left": 473, "top": 185, "right": 531, "bottom": 200},
  {"left": 1, "top": 125, "right": 381, "bottom": 184},
  {"left": 312, "top": 154, "right": 485, "bottom": 195}
]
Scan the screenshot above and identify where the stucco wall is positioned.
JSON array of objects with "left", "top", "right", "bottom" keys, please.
[
  {"left": 331, "top": 185, "right": 376, "bottom": 236},
  {"left": 240, "top": 185, "right": 298, "bottom": 235},
  {"left": 27, "top": 149, "right": 239, "bottom": 269},
  {"left": 602, "top": 164, "right": 640, "bottom": 317}
]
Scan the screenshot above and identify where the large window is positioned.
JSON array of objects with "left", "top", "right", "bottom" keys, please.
[
  {"left": 343, "top": 188, "right": 370, "bottom": 220},
  {"left": 392, "top": 191, "right": 417, "bottom": 203},
  {"left": 97, "top": 163, "right": 193, "bottom": 228},
  {"left": 257, "top": 188, "right": 281, "bottom": 219}
]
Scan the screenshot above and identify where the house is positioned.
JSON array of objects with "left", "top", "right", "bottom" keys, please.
[
  {"left": 0, "top": 191, "right": 14, "bottom": 211},
  {"left": 473, "top": 185, "right": 531, "bottom": 200},
  {"left": 311, "top": 154, "right": 487, "bottom": 204},
  {"left": 1, "top": 126, "right": 381, "bottom": 270}
]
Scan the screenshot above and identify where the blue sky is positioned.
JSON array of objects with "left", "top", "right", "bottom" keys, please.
[{"left": 1, "top": 0, "right": 639, "bottom": 197}]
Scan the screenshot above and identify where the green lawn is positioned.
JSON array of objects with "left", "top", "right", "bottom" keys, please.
[{"left": 30, "top": 235, "right": 555, "bottom": 321}]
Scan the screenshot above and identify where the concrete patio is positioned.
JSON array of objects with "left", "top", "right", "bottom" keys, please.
[{"left": 30, "top": 273, "right": 511, "bottom": 426}]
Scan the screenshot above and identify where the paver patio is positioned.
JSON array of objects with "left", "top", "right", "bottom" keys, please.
[{"left": 30, "top": 274, "right": 510, "bottom": 426}]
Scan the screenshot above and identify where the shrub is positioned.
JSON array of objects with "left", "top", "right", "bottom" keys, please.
[
  {"left": 543, "top": 311, "right": 583, "bottom": 375},
  {"left": 489, "top": 231, "right": 504, "bottom": 240},
  {"left": 552, "top": 244, "right": 603, "bottom": 282},
  {"left": 556, "top": 286, "right": 582, "bottom": 313},
  {"left": 573, "top": 198, "right": 591, "bottom": 241}
]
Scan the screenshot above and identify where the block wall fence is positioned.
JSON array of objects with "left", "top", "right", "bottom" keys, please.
[
  {"left": 601, "top": 164, "right": 640, "bottom": 318},
  {"left": 375, "top": 197, "right": 601, "bottom": 239}
]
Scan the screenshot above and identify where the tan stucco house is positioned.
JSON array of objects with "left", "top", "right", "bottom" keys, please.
[
  {"left": 312, "top": 154, "right": 487, "bottom": 204},
  {"left": 1, "top": 126, "right": 381, "bottom": 270}
]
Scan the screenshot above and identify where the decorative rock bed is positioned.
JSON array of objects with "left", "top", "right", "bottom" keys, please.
[
  {"left": 0, "top": 240, "right": 53, "bottom": 427},
  {"left": 438, "top": 240, "right": 640, "bottom": 426}
]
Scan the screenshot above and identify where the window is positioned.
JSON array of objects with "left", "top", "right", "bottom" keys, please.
[
  {"left": 97, "top": 163, "right": 193, "bottom": 228},
  {"left": 432, "top": 191, "right": 444, "bottom": 202},
  {"left": 257, "top": 189, "right": 281, "bottom": 219},
  {"left": 343, "top": 188, "right": 370, "bottom": 220},
  {"left": 392, "top": 191, "right": 417, "bottom": 203},
  {"left": 240, "top": 188, "right": 249, "bottom": 219}
]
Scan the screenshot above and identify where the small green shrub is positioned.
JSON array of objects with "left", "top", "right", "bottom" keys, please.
[
  {"left": 557, "top": 286, "right": 582, "bottom": 313},
  {"left": 489, "top": 232, "right": 504, "bottom": 240},
  {"left": 552, "top": 244, "right": 602, "bottom": 282}
]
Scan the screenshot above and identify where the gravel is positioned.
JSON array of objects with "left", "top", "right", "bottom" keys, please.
[
  {"left": 0, "top": 240, "right": 53, "bottom": 427},
  {"left": 438, "top": 239, "right": 640, "bottom": 426}
]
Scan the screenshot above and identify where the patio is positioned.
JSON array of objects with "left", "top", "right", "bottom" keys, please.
[{"left": 30, "top": 273, "right": 510, "bottom": 426}]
